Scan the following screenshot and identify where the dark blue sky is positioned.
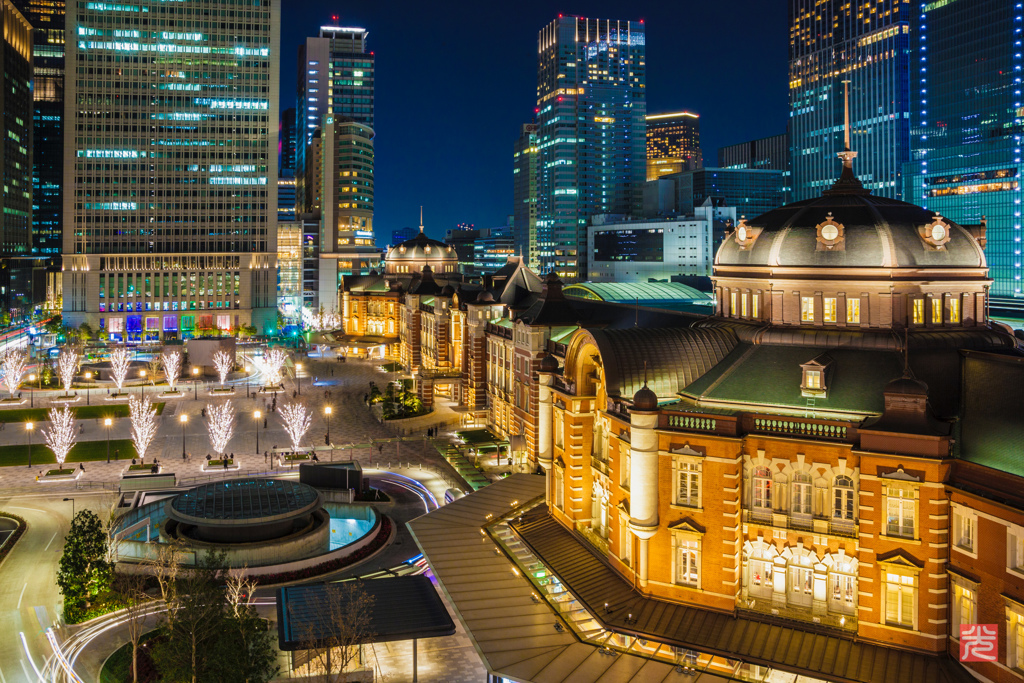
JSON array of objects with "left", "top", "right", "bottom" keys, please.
[{"left": 280, "top": 1, "right": 788, "bottom": 241}]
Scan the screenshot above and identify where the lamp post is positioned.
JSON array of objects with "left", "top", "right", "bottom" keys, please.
[
  {"left": 62, "top": 497, "right": 75, "bottom": 518},
  {"left": 180, "top": 413, "right": 188, "bottom": 460},
  {"left": 104, "top": 417, "right": 112, "bottom": 463},
  {"left": 192, "top": 367, "right": 200, "bottom": 399},
  {"left": 25, "top": 421, "right": 33, "bottom": 468},
  {"left": 325, "top": 405, "right": 332, "bottom": 445},
  {"left": 27, "top": 373, "right": 34, "bottom": 407},
  {"left": 254, "top": 410, "right": 261, "bottom": 457},
  {"left": 296, "top": 363, "right": 302, "bottom": 395},
  {"left": 85, "top": 372, "right": 92, "bottom": 405},
  {"left": 139, "top": 370, "right": 146, "bottom": 398}
]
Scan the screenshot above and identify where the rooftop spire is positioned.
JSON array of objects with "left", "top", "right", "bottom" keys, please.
[
  {"left": 419, "top": 206, "right": 424, "bottom": 233},
  {"left": 823, "top": 79, "right": 870, "bottom": 196}
]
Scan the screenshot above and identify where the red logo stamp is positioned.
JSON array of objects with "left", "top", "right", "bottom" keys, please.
[{"left": 960, "top": 624, "right": 998, "bottom": 662}]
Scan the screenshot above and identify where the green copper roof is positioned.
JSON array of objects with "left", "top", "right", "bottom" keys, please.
[
  {"left": 959, "top": 352, "right": 1024, "bottom": 477},
  {"left": 563, "top": 281, "right": 712, "bottom": 304}
]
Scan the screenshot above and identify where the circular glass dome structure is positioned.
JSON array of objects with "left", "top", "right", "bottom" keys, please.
[{"left": 166, "top": 478, "right": 323, "bottom": 544}]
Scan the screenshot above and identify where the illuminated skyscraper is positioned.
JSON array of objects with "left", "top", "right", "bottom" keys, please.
[
  {"left": 534, "top": 16, "right": 646, "bottom": 281},
  {"left": 512, "top": 122, "right": 538, "bottom": 264},
  {"left": 12, "top": 0, "right": 63, "bottom": 260},
  {"left": 788, "top": 0, "right": 910, "bottom": 200},
  {"left": 279, "top": 106, "right": 297, "bottom": 175},
  {"left": 295, "top": 26, "right": 373, "bottom": 215},
  {"left": 62, "top": 0, "right": 280, "bottom": 339},
  {"left": 646, "top": 111, "right": 701, "bottom": 181},
  {"left": 904, "top": 0, "right": 1022, "bottom": 311}
]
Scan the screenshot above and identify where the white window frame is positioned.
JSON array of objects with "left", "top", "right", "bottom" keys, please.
[
  {"left": 800, "top": 296, "right": 814, "bottom": 322},
  {"left": 828, "top": 559, "right": 857, "bottom": 616},
  {"left": 846, "top": 297, "right": 860, "bottom": 323},
  {"left": 752, "top": 466, "right": 772, "bottom": 512},
  {"left": 1009, "top": 524, "right": 1024, "bottom": 577},
  {"left": 619, "top": 445, "right": 630, "bottom": 490},
  {"left": 791, "top": 471, "right": 813, "bottom": 517},
  {"left": 619, "top": 516, "right": 632, "bottom": 567},
  {"left": 673, "top": 535, "right": 700, "bottom": 588},
  {"left": 823, "top": 297, "right": 837, "bottom": 323},
  {"left": 553, "top": 467, "right": 564, "bottom": 510},
  {"left": 884, "top": 484, "right": 917, "bottom": 539},
  {"left": 833, "top": 475, "right": 855, "bottom": 521},
  {"left": 674, "top": 459, "right": 701, "bottom": 508},
  {"left": 787, "top": 554, "right": 815, "bottom": 608},
  {"left": 884, "top": 571, "right": 917, "bottom": 630},
  {"left": 949, "top": 574, "right": 977, "bottom": 636},
  {"left": 1007, "top": 601, "right": 1024, "bottom": 672},
  {"left": 747, "top": 547, "right": 776, "bottom": 600},
  {"left": 951, "top": 505, "right": 977, "bottom": 557}
]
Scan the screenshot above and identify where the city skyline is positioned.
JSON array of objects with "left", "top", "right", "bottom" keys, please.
[{"left": 278, "top": 1, "right": 787, "bottom": 240}]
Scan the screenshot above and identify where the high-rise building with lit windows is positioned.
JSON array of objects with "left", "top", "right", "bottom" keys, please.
[
  {"left": 903, "top": 0, "right": 1024, "bottom": 312},
  {"left": 512, "top": 122, "right": 538, "bottom": 264},
  {"left": 61, "top": 0, "right": 280, "bottom": 340},
  {"left": 788, "top": 0, "right": 911, "bottom": 200},
  {"left": 533, "top": 16, "right": 646, "bottom": 281},
  {"left": 279, "top": 106, "right": 296, "bottom": 175},
  {"left": 645, "top": 111, "right": 701, "bottom": 181},
  {"left": 295, "top": 26, "right": 373, "bottom": 217},
  {"left": 12, "top": 0, "right": 63, "bottom": 261}
]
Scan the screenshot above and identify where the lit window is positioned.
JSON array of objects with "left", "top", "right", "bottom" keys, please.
[
  {"left": 847, "top": 297, "right": 860, "bottom": 323},
  {"left": 801, "top": 296, "right": 814, "bottom": 322},
  {"left": 753, "top": 466, "right": 772, "bottom": 512},
  {"left": 824, "top": 297, "right": 837, "bottom": 323},
  {"left": 752, "top": 293, "right": 759, "bottom": 319},
  {"left": 952, "top": 506, "right": 976, "bottom": 553},
  {"left": 554, "top": 467, "right": 564, "bottom": 509},
  {"left": 675, "top": 461, "right": 700, "bottom": 507},
  {"left": 741, "top": 293, "right": 748, "bottom": 317},
  {"left": 885, "top": 572, "right": 916, "bottom": 628},
  {"left": 912, "top": 299, "right": 924, "bottom": 324},
  {"left": 931, "top": 298, "right": 942, "bottom": 323},
  {"left": 791, "top": 472, "right": 812, "bottom": 516},
  {"left": 951, "top": 579, "right": 976, "bottom": 634},
  {"left": 730, "top": 291, "right": 737, "bottom": 316},
  {"left": 1008, "top": 606, "right": 1024, "bottom": 671},
  {"left": 619, "top": 517, "right": 632, "bottom": 567},
  {"left": 949, "top": 297, "right": 960, "bottom": 323},
  {"left": 886, "top": 486, "right": 915, "bottom": 539},
  {"left": 620, "top": 446, "right": 630, "bottom": 489},
  {"left": 833, "top": 475, "right": 855, "bottom": 522},
  {"left": 788, "top": 555, "right": 814, "bottom": 607},
  {"left": 749, "top": 547, "right": 775, "bottom": 599},
  {"left": 674, "top": 538, "right": 700, "bottom": 586},
  {"left": 805, "top": 370, "right": 821, "bottom": 389},
  {"left": 829, "top": 560, "right": 857, "bottom": 615},
  {"left": 1010, "top": 525, "right": 1024, "bottom": 573}
]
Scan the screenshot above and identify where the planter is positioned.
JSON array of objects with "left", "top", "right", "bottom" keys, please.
[
  {"left": 123, "top": 464, "right": 161, "bottom": 476},
  {"left": 0, "top": 398, "right": 26, "bottom": 406},
  {"left": 159, "top": 390, "right": 184, "bottom": 398},
  {"left": 201, "top": 459, "right": 240, "bottom": 472},
  {"left": 53, "top": 395, "right": 83, "bottom": 404},
  {"left": 277, "top": 454, "right": 312, "bottom": 468},
  {"left": 209, "top": 387, "right": 235, "bottom": 395},
  {"left": 38, "top": 468, "right": 83, "bottom": 482},
  {"left": 105, "top": 393, "right": 130, "bottom": 402}
]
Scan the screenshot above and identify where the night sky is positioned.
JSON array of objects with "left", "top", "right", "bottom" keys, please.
[{"left": 279, "top": 1, "right": 788, "bottom": 242}]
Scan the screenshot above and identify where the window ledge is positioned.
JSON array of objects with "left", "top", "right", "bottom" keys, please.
[
  {"left": 670, "top": 503, "right": 702, "bottom": 512},
  {"left": 952, "top": 544, "right": 978, "bottom": 560}
]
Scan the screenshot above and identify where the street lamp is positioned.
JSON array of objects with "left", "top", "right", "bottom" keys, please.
[
  {"left": 180, "top": 413, "right": 188, "bottom": 460},
  {"left": 104, "top": 417, "right": 112, "bottom": 463},
  {"left": 192, "top": 367, "right": 200, "bottom": 399},
  {"left": 254, "top": 410, "right": 261, "bottom": 457},
  {"left": 85, "top": 371, "right": 92, "bottom": 405},
  {"left": 296, "top": 363, "right": 302, "bottom": 395},
  {"left": 324, "top": 405, "right": 332, "bottom": 445},
  {"left": 139, "top": 370, "right": 146, "bottom": 398},
  {"left": 63, "top": 497, "right": 75, "bottom": 518},
  {"left": 27, "top": 373, "right": 34, "bottom": 407},
  {"left": 25, "top": 421, "right": 33, "bottom": 468}
]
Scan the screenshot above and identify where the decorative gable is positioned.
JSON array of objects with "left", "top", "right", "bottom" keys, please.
[{"left": 800, "top": 353, "right": 833, "bottom": 398}]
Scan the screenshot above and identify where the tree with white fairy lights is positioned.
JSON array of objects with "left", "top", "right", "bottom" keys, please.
[
  {"left": 161, "top": 350, "right": 182, "bottom": 392},
  {"left": 259, "top": 348, "right": 288, "bottom": 387},
  {"left": 57, "top": 347, "right": 79, "bottom": 397},
  {"left": 128, "top": 395, "right": 158, "bottom": 462},
  {"left": 205, "top": 401, "right": 235, "bottom": 455},
  {"left": 278, "top": 402, "right": 312, "bottom": 453},
  {"left": 1, "top": 348, "right": 27, "bottom": 399},
  {"left": 109, "top": 346, "right": 132, "bottom": 395},
  {"left": 212, "top": 350, "right": 233, "bottom": 389},
  {"left": 43, "top": 405, "right": 76, "bottom": 470},
  {"left": 302, "top": 306, "right": 341, "bottom": 332}
]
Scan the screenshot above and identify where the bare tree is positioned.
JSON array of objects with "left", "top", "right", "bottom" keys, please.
[
  {"left": 292, "top": 581, "right": 376, "bottom": 683},
  {"left": 110, "top": 346, "right": 132, "bottom": 395},
  {"left": 146, "top": 357, "right": 162, "bottom": 387},
  {"left": 147, "top": 540, "right": 185, "bottom": 630},
  {"left": 225, "top": 566, "right": 257, "bottom": 618},
  {"left": 113, "top": 569, "right": 150, "bottom": 683}
]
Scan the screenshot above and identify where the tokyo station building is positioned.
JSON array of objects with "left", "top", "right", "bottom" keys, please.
[{"left": 403, "top": 151, "right": 1024, "bottom": 681}]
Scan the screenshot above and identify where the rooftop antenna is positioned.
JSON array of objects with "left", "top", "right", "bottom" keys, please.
[
  {"left": 838, "top": 79, "right": 857, "bottom": 170},
  {"left": 419, "top": 206, "right": 424, "bottom": 233}
]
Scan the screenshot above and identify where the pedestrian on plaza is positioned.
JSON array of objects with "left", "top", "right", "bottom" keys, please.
[
  {"left": 264, "top": 452, "right": 267, "bottom": 464},
  {"left": 201, "top": 407, "right": 206, "bottom": 418},
  {"left": 263, "top": 418, "right": 268, "bottom": 428},
  {"left": 293, "top": 390, "right": 297, "bottom": 399},
  {"left": 206, "top": 453, "right": 211, "bottom": 461},
  {"left": 223, "top": 459, "right": 228, "bottom": 470},
  {"left": 131, "top": 458, "right": 136, "bottom": 465},
  {"left": 80, "top": 463, "right": 85, "bottom": 471},
  {"left": 115, "top": 448, "right": 120, "bottom": 460}
]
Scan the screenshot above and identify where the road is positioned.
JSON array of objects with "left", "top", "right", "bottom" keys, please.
[{"left": 0, "top": 492, "right": 117, "bottom": 683}]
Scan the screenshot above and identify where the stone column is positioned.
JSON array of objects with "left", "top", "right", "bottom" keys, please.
[
  {"left": 537, "top": 373, "right": 554, "bottom": 471},
  {"left": 628, "top": 404, "right": 660, "bottom": 589}
]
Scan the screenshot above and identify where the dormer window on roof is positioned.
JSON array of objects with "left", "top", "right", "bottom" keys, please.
[{"left": 800, "top": 353, "right": 833, "bottom": 398}]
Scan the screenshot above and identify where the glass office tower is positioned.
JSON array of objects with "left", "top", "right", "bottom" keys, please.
[
  {"left": 646, "top": 111, "right": 701, "bottom": 181},
  {"left": 279, "top": 106, "right": 296, "bottom": 175},
  {"left": 62, "top": 0, "right": 280, "bottom": 340},
  {"left": 534, "top": 16, "right": 646, "bottom": 281},
  {"left": 903, "top": 0, "right": 1022, "bottom": 310},
  {"left": 789, "top": 0, "right": 911, "bottom": 200},
  {"left": 512, "top": 122, "right": 538, "bottom": 264},
  {"left": 12, "top": 0, "right": 62, "bottom": 259}
]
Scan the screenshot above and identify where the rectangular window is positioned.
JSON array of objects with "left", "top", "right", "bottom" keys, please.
[
  {"left": 752, "top": 293, "right": 759, "bottom": 319},
  {"left": 951, "top": 581, "right": 975, "bottom": 634},
  {"left": 675, "top": 538, "right": 699, "bottom": 586},
  {"left": 885, "top": 573, "right": 915, "bottom": 628},
  {"left": 912, "top": 299, "right": 924, "bottom": 324},
  {"left": 949, "top": 297, "right": 960, "bottom": 323},
  {"left": 554, "top": 468, "right": 564, "bottom": 509},
  {"left": 847, "top": 297, "right": 860, "bottom": 323},
  {"left": 823, "top": 297, "right": 837, "bottom": 323},
  {"left": 801, "top": 296, "right": 814, "bottom": 322},
  {"left": 741, "top": 293, "right": 748, "bottom": 317},
  {"left": 952, "top": 507, "right": 975, "bottom": 553},
  {"left": 619, "top": 518, "right": 632, "bottom": 567},
  {"left": 886, "top": 487, "right": 915, "bottom": 538},
  {"left": 805, "top": 370, "right": 821, "bottom": 389},
  {"left": 1008, "top": 526, "right": 1024, "bottom": 573},
  {"left": 730, "top": 291, "right": 737, "bottom": 316},
  {"left": 675, "top": 461, "right": 700, "bottom": 507},
  {"left": 620, "top": 448, "right": 630, "bottom": 489},
  {"left": 1009, "top": 609, "right": 1024, "bottom": 671},
  {"left": 931, "top": 298, "right": 942, "bottom": 323},
  {"left": 554, "top": 411, "right": 564, "bottom": 448}
]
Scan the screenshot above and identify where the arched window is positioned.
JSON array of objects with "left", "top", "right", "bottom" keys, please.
[
  {"left": 829, "top": 557, "right": 857, "bottom": 615},
  {"left": 787, "top": 552, "right": 815, "bottom": 608},
  {"left": 753, "top": 467, "right": 772, "bottom": 513},
  {"left": 833, "top": 475, "right": 854, "bottom": 521},
  {"left": 792, "top": 472, "right": 812, "bottom": 517},
  {"left": 748, "top": 546, "right": 775, "bottom": 600}
]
